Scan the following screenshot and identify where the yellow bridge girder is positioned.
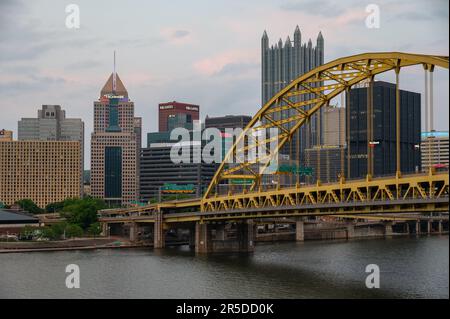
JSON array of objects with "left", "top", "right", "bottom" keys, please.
[
  {"left": 98, "top": 171, "right": 448, "bottom": 224},
  {"left": 203, "top": 52, "right": 449, "bottom": 201},
  {"left": 201, "top": 172, "right": 448, "bottom": 213}
]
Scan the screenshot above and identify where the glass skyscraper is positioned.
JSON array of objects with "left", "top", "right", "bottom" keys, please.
[{"left": 261, "top": 26, "right": 324, "bottom": 166}]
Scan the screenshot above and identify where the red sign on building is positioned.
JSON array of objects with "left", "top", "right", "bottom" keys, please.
[{"left": 158, "top": 101, "right": 200, "bottom": 132}]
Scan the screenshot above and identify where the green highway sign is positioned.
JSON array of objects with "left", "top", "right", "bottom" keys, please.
[
  {"left": 230, "top": 179, "right": 253, "bottom": 185},
  {"left": 277, "top": 165, "right": 314, "bottom": 176},
  {"left": 161, "top": 183, "right": 196, "bottom": 194}
]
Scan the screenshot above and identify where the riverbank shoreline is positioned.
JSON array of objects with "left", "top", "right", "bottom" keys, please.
[
  {"left": 0, "top": 237, "right": 152, "bottom": 254},
  {"left": 1, "top": 232, "right": 447, "bottom": 253}
]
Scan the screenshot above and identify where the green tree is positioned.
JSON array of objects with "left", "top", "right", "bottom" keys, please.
[
  {"left": 42, "top": 227, "right": 56, "bottom": 240},
  {"left": 50, "top": 222, "right": 68, "bottom": 240},
  {"left": 15, "top": 199, "right": 44, "bottom": 214},
  {"left": 65, "top": 224, "right": 83, "bottom": 238},
  {"left": 45, "top": 201, "right": 65, "bottom": 213},
  {"left": 62, "top": 197, "right": 107, "bottom": 230},
  {"left": 87, "top": 222, "right": 102, "bottom": 237}
]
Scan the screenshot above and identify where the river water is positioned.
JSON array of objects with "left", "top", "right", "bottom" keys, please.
[{"left": 0, "top": 235, "right": 448, "bottom": 299}]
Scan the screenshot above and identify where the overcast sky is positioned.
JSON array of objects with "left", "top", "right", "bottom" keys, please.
[{"left": 0, "top": 0, "right": 448, "bottom": 168}]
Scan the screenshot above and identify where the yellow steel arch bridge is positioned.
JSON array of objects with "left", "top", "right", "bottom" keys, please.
[{"left": 98, "top": 52, "right": 449, "bottom": 222}]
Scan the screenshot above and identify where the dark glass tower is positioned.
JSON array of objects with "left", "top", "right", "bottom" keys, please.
[
  {"left": 261, "top": 26, "right": 325, "bottom": 167},
  {"left": 346, "top": 81, "right": 421, "bottom": 178},
  {"left": 104, "top": 146, "right": 122, "bottom": 198}
]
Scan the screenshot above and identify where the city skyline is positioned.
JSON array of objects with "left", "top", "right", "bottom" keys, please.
[
  {"left": 0, "top": 1, "right": 448, "bottom": 302},
  {"left": 0, "top": 0, "right": 449, "bottom": 169}
]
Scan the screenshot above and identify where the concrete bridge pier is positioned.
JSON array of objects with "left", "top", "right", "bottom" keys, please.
[
  {"left": 296, "top": 221, "right": 305, "bottom": 241},
  {"left": 195, "top": 222, "right": 212, "bottom": 254},
  {"left": 384, "top": 222, "right": 393, "bottom": 236},
  {"left": 438, "top": 220, "right": 443, "bottom": 233},
  {"left": 101, "top": 223, "right": 109, "bottom": 237},
  {"left": 415, "top": 221, "right": 421, "bottom": 235},
  {"left": 346, "top": 225, "right": 355, "bottom": 239},
  {"left": 404, "top": 222, "right": 410, "bottom": 234},
  {"left": 154, "top": 211, "right": 165, "bottom": 249},
  {"left": 129, "top": 222, "right": 138, "bottom": 242},
  {"left": 195, "top": 220, "right": 255, "bottom": 254},
  {"left": 237, "top": 220, "right": 255, "bottom": 253}
]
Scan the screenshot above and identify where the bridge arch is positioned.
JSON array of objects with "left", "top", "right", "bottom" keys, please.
[{"left": 203, "top": 52, "right": 449, "bottom": 200}]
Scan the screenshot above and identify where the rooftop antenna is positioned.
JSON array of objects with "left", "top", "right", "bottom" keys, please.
[{"left": 113, "top": 50, "right": 117, "bottom": 93}]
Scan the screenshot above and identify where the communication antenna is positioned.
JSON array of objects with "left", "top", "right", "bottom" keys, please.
[{"left": 113, "top": 50, "right": 117, "bottom": 93}]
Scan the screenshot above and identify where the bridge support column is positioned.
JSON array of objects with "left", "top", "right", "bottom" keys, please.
[
  {"left": 195, "top": 222, "right": 212, "bottom": 254},
  {"left": 154, "top": 211, "right": 165, "bottom": 249},
  {"left": 415, "top": 221, "right": 421, "bottom": 235},
  {"left": 427, "top": 221, "right": 432, "bottom": 234},
  {"left": 237, "top": 220, "right": 255, "bottom": 253},
  {"left": 384, "top": 222, "right": 393, "bottom": 237},
  {"left": 102, "top": 223, "right": 109, "bottom": 237},
  {"left": 405, "top": 222, "right": 410, "bottom": 234},
  {"left": 438, "top": 221, "right": 443, "bottom": 233},
  {"left": 195, "top": 221, "right": 255, "bottom": 254},
  {"left": 296, "top": 221, "right": 305, "bottom": 241},
  {"left": 346, "top": 225, "right": 355, "bottom": 239},
  {"left": 129, "top": 222, "right": 138, "bottom": 242}
]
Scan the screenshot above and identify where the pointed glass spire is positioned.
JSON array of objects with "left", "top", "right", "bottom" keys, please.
[
  {"left": 285, "top": 36, "right": 292, "bottom": 47},
  {"left": 317, "top": 31, "right": 323, "bottom": 39}
]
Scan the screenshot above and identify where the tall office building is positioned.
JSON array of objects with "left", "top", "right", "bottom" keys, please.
[
  {"left": 261, "top": 26, "right": 324, "bottom": 164},
  {"left": 18, "top": 105, "right": 84, "bottom": 170},
  {"left": 158, "top": 101, "right": 200, "bottom": 132},
  {"left": 346, "top": 81, "right": 421, "bottom": 178},
  {"left": 323, "top": 105, "right": 346, "bottom": 146},
  {"left": 0, "top": 138, "right": 82, "bottom": 208},
  {"left": 140, "top": 128, "right": 216, "bottom": 202},
  {"left": 140, "top": 143, "right": 217, "bottom": 202},
  {"left": 421, "top": 131, "right": 449, "bottom": 171},
  {"left": 91, "top": 72, "right": 139, "bottom": 206}
]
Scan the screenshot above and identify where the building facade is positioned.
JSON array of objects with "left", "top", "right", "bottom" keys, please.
[
  {"left": 323, "top": 105, "right": 346, "bottom": 146},
  {"left": 305, "top": 146, "right": 345, "bottom": 184},
  {"left": 346, "top": 81, "right": 421, "bottom": 179},
  {"left": 140, "top": 116, "right": 253, "bottom": 203},
  {"left": 261, "top": 26, "right": 325, "bottom": 164},
  {"left": 158, "top": 101, "right": 199, "bottom": 132},
  {"left": 0, "top": 139, "right": 82, "bottom": 208},
  {"left": 205, "top": 115, "right": 252, "bottom": 132},
  {"left": 140, "top": 143, "right": 216, "bottom": 202},
  {"left": 421, "top": 131, "right": 449, "bottom": 171},
  {"left": 91, "top": 73, "right": 140, "bottom": 206},
  {"left": 18, "top": 105, "right": 84, "bottom": 172}
]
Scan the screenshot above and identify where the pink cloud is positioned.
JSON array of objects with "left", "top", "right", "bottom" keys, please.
[{"left": 193, "top": 50, "right": 258, "bottom": 76}]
